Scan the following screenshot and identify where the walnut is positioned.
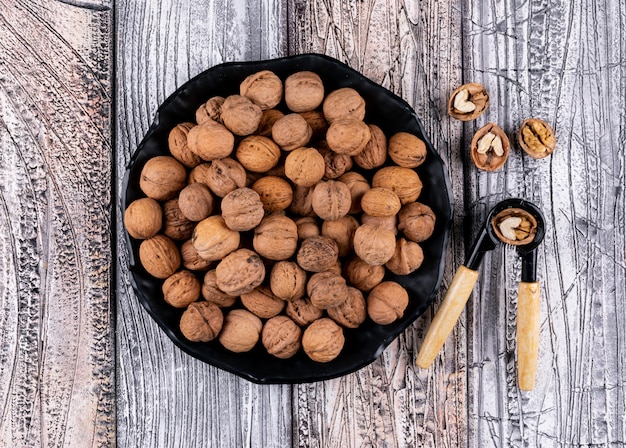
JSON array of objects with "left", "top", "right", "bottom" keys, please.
[
  {"left": 139, "top": 156, "right": 187, "bottom": 201},
  {"left": 202, "top": 158, "right": 247, "bottom": 198},
  {"left": 295, "top": 216, "right": 320, "bottom": 240},
  {"left": 284, "top": 147, "right": 325, "bottom": 187},
  {"left": 322, "top": 87, "right": 366, "bottom": 122},
  {"left": 327, "top": 287, "right": 366, "bottom": 329},
  {"left": 372, "top": 166, "right": 422, "bottom": 205},
  {"left": 385, "top": 238, "right": 424, "bottom": 275},
  {"left": 360, "top": 187, "right": 401, "bottom": 218},
  {"left": 321, "top": 215, "right": 359, "bottom": 257},
  {"left": 447, "top": 83, "right": 489, "bottom": 121},
  {"left": 361, "top": 214, "right": 397, "bottom": 235},
  {"left": 311, "top": 180, "right": 352, "bottom": 221},
  {"left": 178, "top": 183, "right": 215, "bottom": 222},
  {"left": 220, "top": 94, "right": 262, "bottom": 136},
  {"left": 284, "top": 71, "right": 325, "bottom": 113},
  {"left": 187, "top": 121, "right": 235, "bottom": 161},
  {"left": 285, "top": 297, "right": 323, "bottom": 326},
  {"left": 296, "top": 236, "right": 339, "bottom": 272},
  {"left": 162, "top": 270, "right": 201, "bottom": 308},
  {"left": 139, "top": 234, "right": 181, "bottom": 279},
  {"left": 240, "top": 70, "right": 283, "bottom": 110},
  {"left": 168, "top": 122, "right": 201, "bottom": 168},
  {"left": 235, "top": 135, "right": 281, "bottom": 173},
  {"left": 343, "top": 256, "right": 386, "bottom": 291},
  {"left": 326, "top": 118, "right": 371, "bottom": 156},
  {"left": 180, "top": 301, "right": 223, "bottom": 342},
  {"left": 261, "top": 315, "right": 302, "bottom": 359},
  {"left": 221, "top": 187, "right": 265, "bottom": 231},
  {"left": 319, "top": 142, "right": 353, "bottom": 179},
  {"left": 195, "top": 96, "right": 224, "bottom": 124},
  {"left": 215, "top": 248, "right": 265, "bottom": 296},
  {"left": 271, "top": 113, "right": 312, "bottom": 151},
  {"left": 307, "top": 271, "right": 349, "bottom": 309},
  {"left": 269, "top": 260, "right": 307, "bottom": 301},
  {"left": 201, "top": 270, "right": 237, "bottom": 307},
  {"left": 181, "top": 239, "right": 213, "bottom": 271},
  {"left": 289, "top": 185, "right": 316, "bottom": 216},
  {"left": 240, "top": 286, "right": 285, "bottom": 319},
  {"left": 302, "top": 318, "right": 345, "bottom": 362},
  {"left": 256, "top": 109, "right": 285, "bottom": 137},
  {"left": 162, "top": 198, "right": 195, "bottom": 241},
  {"left": 397, "top": 202, "right": 436, "bottom": 243},
  {"left": 192, "top": 215, "right": 240, "bottom": 261},
  {"left": 470, "top": 122, "right": 510, "bottom": 171},
  {"left": 353, "top": 224, "right": 396, "bottom": 266},
  {"left": 353, "top": 124, "right": 387, "bottom": 169},
  {"left": 388, "top": 132, "right": 427, "bottom": 168},
  {"left": 251, "top": 176, "right": 293, "bottom": 212},
  {"left": 299, "top": 110, "right": 328, "bottom": 141},
  {"left": 367, "top": 281, "right": 409, "bottom": 325},
  {"left": 253, "top": 214, "right": 298, "bottom": 261},
  {"left": 124, "top": 197, "right": 162, "bottom": 239},
  {"left": 337, "top": 171, "right": 370, "bottom": 214},
  {"left": 518, "top": 118, "right": 557, "bottom": 159},
  {"left": 219, "top": 309, "right": 263, "bottom": 353}
]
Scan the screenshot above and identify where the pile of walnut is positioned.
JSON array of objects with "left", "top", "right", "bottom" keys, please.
[{"left": 125, "top": 69, "right": 437, "bottom": 363}]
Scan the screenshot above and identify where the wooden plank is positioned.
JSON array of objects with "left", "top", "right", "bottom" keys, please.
[
  {"left": 0, "top": 1, "right": 114, "bottom": 447},
  {"left": 288, "top": 0, "right": 468, "bottom": 446},
  {"left": 114, "top": 1, "right": 294, "bottom": 447},
  {"left": 463, "top": 0, "right": 626, "bottom": 446}
]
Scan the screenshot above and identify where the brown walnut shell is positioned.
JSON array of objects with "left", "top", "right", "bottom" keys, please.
[
  {"left": 239, "top": 70, "right": 283, "bottom": 110},
  {"left": 162, "top": 198, "right": 195, "bottom": 241},
  {"left": 219, "top": 309, "right": 263, "bottom": 353},
  {"left": 319, "top": 142, "right": 353, "bottom": 179},
  {"left": 372, "top": 166, "right": 422, "bottom": 205},
  {"left": 337, "top": 171, "right": 370, "bottom": 214},
  {"left": 235, "top": 135, "right": 281, "bottom": 173},
  {"left": 221, "top": 94, "right": 262, "bottom": 136},
  {"left": 307, "top": 271, "right": 349, "bottom": 309},
  {"left": 162, "top": 270, "right": 201, "bottom": 308},
  {"left": 271, "top": 113, "right": 313, "bottom": 151},
  {"left": 168, "top": 122, "right": 201, "bottom": 168},
  {"left": 240, "top": 286, "right": 285, "bottom": 319},
  {"left": 181, "top": 239, "right": 213, "bottom": 271},
  {"left": 361, "top": 214, "right": 397, "bottom": 235},
  {"left": 187, "top": 120, "right": 235, "bottom": 161},
  {"left": 325, "top": 118, "right": 371, "bottom": 156},
  {"left": 343, "top": 256, "right": 386, "bottom": 292},
  {"left": 139, "top": 156, "right": 187, "bottom": 201},
  {"left": 195, "top": 96, "right": 224, "bottom": 125},
  {"left": 353, "top": 224, "right": 396, "bottom": 266},
  {"left": 289, "top": 185, "right": 316, "bottom": 216},
  {"left": 302, "top": 318, "right": 345, "bottom": 363},
  {"left": 180, "top": 301, "right": 223, "bottom": 342},
  {"left": 192, "top": 215, "right": 240, "bottom": 261},
  {"left": 367, "top": 281, "right": 409, "bottom": 325},
  {"left": 387, "top": 132, "right": 427, "bottom": 168},
  {"left": 360, "top": 187, "right": 401, "bottom": 218},
  {"left": 139, "top": 234, "right": 181, "bottom": 279},
  {"left": 296, "top": 236, "right": 339, "bottom": 272},
  {"left": 385, "top": 238, "right": 424, "bottom": 275},
  {"left": 284, "top": 147, "right": 325, "bottom": 187},
  {"left": 327, "top": 287, "right": 366, "bottom": 329},
  {"left": 269, "top": 260, "right": 307, "bottom": 301},
  {"left": 201, "top": 270, "right": 237, "bottom": 308},
  {"left": 221, "top": 187, "right": 265, "bottom": 231},
  {"left": 124, "top": 197, "right": 162, "bottom": 240},
  {"left": 447, "top": 83, "right": 490, "bottom": 121},
  {"left": 284, "top": 71, "right": 325, "bottom": 113},
  {"left": 321, "top": 215, "right": 359, "bottom": 258},
  {"left": 285, "top": 297, "right": 323, "bottom": 326},
  {"left": 261, "top": 316, "right": 302, "bottom": 359},
  {"left": 253, "top": 214, "right": 299, "bottom": 261},
  {"left": 215, "top": 248, "right": 265, "bottom": 296},
  {"left": 202, "top": 158, "right": 247, "bottom": 198},
  {"left": 470, "top": 122, "right": 510, "bottom": 171},
  {"left": 491, "top": 207, "right": 538, "bottom": 246},
  {"left": 518, "top": 118, "right": 557, "bottom": 159},
  {"left": 295, "top": 216, "right": 320, "bottom": 240},
  {"left": 353, "top": 124, "right": 387, "bottom": 169},
  {"left": 251, "top": 176, "right": 293, "bottom": 212},
  {"left": 311, "top": 180, "right": 352, "bottom": 221},
  {"left": 256, "top": 109, "right": 285, "bottom": 137},
  {"left": 322, "top": 87, "right": 366, "bottom": 122},
  {"left": 299, "top": 110, "right": 328, "bottom": 141},
  {"left": 178, "top": 183, "right": 215, "bottom": 222},
  {"left": 398, "top": 202, "right": 436, "bottom": 243}
]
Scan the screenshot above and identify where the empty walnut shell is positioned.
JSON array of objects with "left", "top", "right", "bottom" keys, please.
[
  {"left": 470, "top": 122, "right": 510, "bottom": 171},
  {"left": 353, "top": 224, "right": 396, "bottom": 266},
  {"left": 215, "top": 248, "right": 265, "bottom": 296},
  {"left": 181, "top": 239, "right": 213, "bottom": 271},
  {"left": 284, "top": 147, "right": 326, "bottom": 187},
  {"left": 327, "top": 287, "right": 366, "bottom": 329},
  {"left": 261, "top": 315, "right": 302, "bottom": 359},
  {"left": 162, "top": 198, "right": 195, "bottom": 241},
  {"left": 398, "top": 202, "right": 436, "bottom": 243},
  {"left": 296, "top": 236, "right": 339, "bottom": 272},
  {"left": 322, "top": 87, "right": 366, "bottom": 123},
  {"left": 253, "top": 214, "right": 299, "bottom": 261},
  {"left": 337, "top": 171, "right": 370, "bottom": 214},
  {"left": 518, "top": 118, "right": 557, "bottom": 159},
  {"left": 139, "top": 156, "right": 187, "bottom": 201},
  {"left": 219, "top": 309, "right": 263, "bottom": 353},
  {"left": 302, "top": 318, "right": 345, "bottom": 362},
  {"left": 271, "top": 113, "right": 313, "bottom": 151},
  {"left": 251, "top": 176, "right": 293, "bottom": 212},
  {"left": 307, "top": 271, "right": 349, "bottom": 309},
  {"left": 192, "top": 215, "right": 240, "bottom": 261},
  {"left": 270, "top": 260, "right": 307, "bottom": 301},
  {"left": 124, "top": 197, "right": 162, "bottom": 240},
  {"left": 180, "top": 301, "right": 223, "bottom": 342},
  {"left": 360, "top": 187, "right": 401, "bottom": 218},
  {"left": 447, "top": 83, "right": 490, "bottom": 121},
  {"left": 353, "top": 124, "right": 387, "bottom": 169},
  {"left": 372, "top": 166, "right": 422, "bottom": 205},
  {"left": 139, "top": 234, "right": 181, "bottom": 279},
  {"left": 239, "top": 70, "right": 283, "bottom": 110},
  {"left": 388, "top": 132, "right": 427, "bottom": 168},
  {"left": 221, "top": 94, "right": 263, "bottom": 136},
  {"left": 343, "top": 256, "right": 386, "bottom": 292},
  {"left": 221, "top": 187, "right": 265, "bottom": 231},
  {"left": 326, "top": 118, "right": 371, "bottom": 156},
  {"left": 240, "top": 286, "right": 285, "bottom": 319},
  {"left": 367, "top": 281, "right": 409, "bottom": 325},
  {"left": 321, "top": 215, "right": 359, "bottom": 257},
  {"left": 284, "top": 71, "right": 325, "bottom": 113},
  {"left": 168, "top": 122, "right": 201, "bottom": 168},
  {"left": 385, "top": 238, "right": 424, "bottom": 275},
  {"left": 235, "top": 135, "right": 281, "bottom": 173},
  {"left": 195, "top": 96, "right": 224, "bottom": 125},
  {"left": 201, "top": 269, "right": 237, "bottom": 308},
  {"left": 311, "top": 180, "right": 352, "bottom": 221},
  {"left": 201, "top": 158, "right": 247, "bottom": 198},
  {"left": 162, "top": 270, "right": 201, "bottom": 308},
  {"left": 178, "top": 183, "right": 215, "bottom": 222},
  {"left": 187, "top": 120, "right": 235, "bottom": 161},
  {"left": 286, "top": 296, "right": 323, "bottom": 326}
]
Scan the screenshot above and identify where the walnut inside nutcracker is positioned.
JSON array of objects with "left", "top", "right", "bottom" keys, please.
[
  {"left": 470, "top": 122, "right": 510, "bottom": 171},
  {"left": 124, "top": 197, "right": 162, "bottom": 240},
  {"left": 302, "top": 317, "right": 345, "bottom": 362},
  {"left": 447, "top": 83, "right": 490, "bottom": 121},
  {"left": 180, "top": 301, "right": 223, "bottom": 342},
  {"left": 253, "top": 214, "right": 299, "bottom": 261},
  {"left": 219, "top": 309, "right": 263, "bottom": 353},
  {"left": 367, "top": 281, "right": 409, "bottom": 325},
  {"left": 518, "top": 118, "right": 557, "bottom": 158},
  {"left": 491, "top": 207, "right": 538, "bottom": 246},
  {"left": 221, "top": 187, "right": 265, "bottom": 231},
  {"left": 262, "top": 315, "right": 302, "bottom": 359}
]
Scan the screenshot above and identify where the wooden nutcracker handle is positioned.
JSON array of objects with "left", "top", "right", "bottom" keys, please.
[
  {"left": 416, "top": 266, "right": 479, "bottom": 369},
  {"left": 517, "top": 281, "right": 540, "bottom": 391}
]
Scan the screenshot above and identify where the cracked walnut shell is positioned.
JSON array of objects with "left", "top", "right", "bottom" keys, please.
[
  {"left": 302, "top": 318, "right": 345, "bottom": 362},
  {"left": 518, "top": 118, "right": 557, "bottom": 159},
  {"left": 221, "top": 187, "right": 265, "bottom": 231},
  {"left": 447, "top": 83, "right": 490, "bottom": 121},
  {"left": 180, "top": 301, "right": 223, "bottom": 342},
  {"left": 470, "top": 122, "right": 510, "bottom": 171}
]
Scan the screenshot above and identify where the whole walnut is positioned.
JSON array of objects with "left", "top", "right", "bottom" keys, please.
[
  {"left": 319, "top": 142, "right": 353, "bottom": 179},
  {"left": 256, "top": 109, "right": 285, "bottom": 137},
  {"left": 372, "top": 166, "right": 423, "bottom": 205},
  {"left": 139, "top": 234, "right": 181, "bottom": 279},
  {"left": 181, "top": 239, "right": 213, "bottom": 271},
  {"left": 321, "top": 215, "right": 359, "bottom": 257},
  {"left": 162, "top": 198, "right": 195, "bottom": 241},
  {"left": 322, "top": 87, "right": 366, "bottom": 122},
  {"left": 235, "top": 135, "right": 281, "bottom": 173},
  {"left": 187, "top": 120, "right": 235, "bottom": 160},
  {"left": 195, "top": 96, "right": 224, "bottom": 125},
  {"left": 124, "top": 197, "right": 162, "bottom": 239},
  {"left": 388, "top": 132, "right": 427, "bottom": 168},
  {"left": 289, "top": 185, "right": 316, "bottom": 216},
  {"left": 353, "top": 224, "right": 396, "bottom": 266},
  {"left": 221, "top": 187, "right": 265, "bottom": 231},
  {"left": 343, "top": 256, "right": 386, "bottom": 291},
  {"left": 284, "top": 147, "right": 325, "bottom": 187},
  {"left": 239, "top": 70, "right": 283, "bottom": 110},
  {"left": 353, "top": 124, "right": 387, "bottom": 169},
  {"left": 192, "top": 215, "right": 240, "bottom": 261},
  {"left": 139, "top": 156, "right": 187, "bottom": 201},
  {"left": 269, "top": 260, "right": 307, "bottom": 301},
  {"left": 311, "top": 180, "right": 352, "bottom": 221},
  {"left": 360, "top": 187, "right": 402, "bottom": 218},
  {"left": 251, "top": 176, "right": 293, "bottom": 212},
  {"left": 215, "top": 248, "right": 265, "bottom": 296},
  {"left": 219, "top": 309, "right": 263, "bottom": 353},
  {"left": 367, "top": 281, "right": 409, "bottom": 325},
  {"left": 284, "top": 71, "right": 325, "bottom": 113},
  {"left": 168, "top": 122, "right": 201, "bottom": 168},
  {"left": 302, "top": 318, "right": 345, "bottom": 362},
  {"left": 361, "top": 214, "right": 398, "bottom": 235},
  {"left": 253, "top": 214, "right": 298, "bottom": 261},
  {"left": 295, "top": 216, "right": 320, "bottom": 240},
  {"left": 178, "top": 183, "right": 215, "bottom": 222},
  {"left": 202, "top": 157, "right": 247, "bottom": 198},
  {"left": 385, "top": 238, "right": 424, "bottom": 275},
  {"left": 296, "top": 236, "right": 339, "bottom": 272},
  {"left": 162, "top": 270, "right": 201, "bottom": 308},
  {"left": 262, "top": 315, "right": 302, "bottom": 359},
  {"left": 271, "top": 113, "right": 313, "bottom": 151},
  {"left": 299, "top": 110, "right": 328, "bottom": 141},
  {"left": 285, "top": 296, "right": 323, "bottom": 326},
  {"left": 240, "top": 286, "right": 285, "bottom": 319},
  {"left": 327, "top": 287, "right": 366, "bottom": 329},
  {"left": 220, "top": 94, "right": 262, "bottom": 136},
  {"left": 180, "top": 301, "right": 223, "bottom": 342},
  {"left": 398, "top": 202, "right": 436, "bottom": 243},
  {"left": 307, "top": 271, "right": 349, "bottom": 309},
  {"left": 337, "top": 171, "right": 370, "bottom": 214},
  {"left": 326, "top": 118, "right": 371, "bottom": 156},
  {"left": 201, "top": 270, "right": 237, "bottom": 308}
]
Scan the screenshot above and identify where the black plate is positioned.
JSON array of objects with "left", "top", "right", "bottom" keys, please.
[{"left": 123, "top": 54, "right": 453, "bottom": 384}]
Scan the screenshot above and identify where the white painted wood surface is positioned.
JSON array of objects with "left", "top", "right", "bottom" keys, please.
[{"left": 0, "top": 0, "right": 624, "bottom": 447}]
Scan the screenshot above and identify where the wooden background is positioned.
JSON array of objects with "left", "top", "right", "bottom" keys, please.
[{"left": 0, "top": 0, "right": 624, "bottom": 447}]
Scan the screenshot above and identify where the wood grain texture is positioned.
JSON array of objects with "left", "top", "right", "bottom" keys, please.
[
  {"left": 0, "top": 1, "right": 113, "bottom": 447},
  {"left": 462, "top": 0, "right": 626, "bottom": 446},
  {"left": 114, "top": 1, "right": 293, "bottom": 447}
]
